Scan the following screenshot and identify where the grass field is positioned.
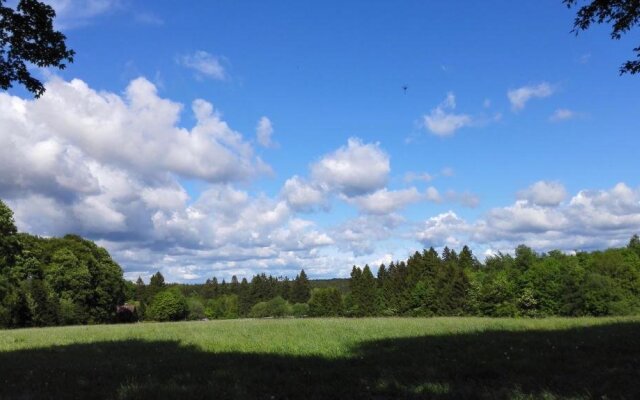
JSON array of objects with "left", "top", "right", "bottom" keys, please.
[{"left": 1, "top": 317, "right": 639, "bottom": 399}]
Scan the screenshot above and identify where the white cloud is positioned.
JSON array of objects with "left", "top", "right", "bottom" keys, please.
[
  {"left": 517, "top": 181, "right": 567, "bottom": 207},
  {"left": 424, "top": 93, "right": 473, "bottom": 136},
  {"left": 412, "top": 183, "right": 640, "bottom": 257},
  {"left": 425, "top": 186, "right": 442, "bottom": 202},
  {"left": 416, "top": 211, "right": 468, "bottom": 249},
  {"left": 0, "top": 77, "right": 268, "bottom": 240},
  {"left": 507, "top": 82, "right": 554, "bottom": 111},
  {"left": 281, "top": 176, "right": 327, "bottom": 212},
  {"left": 332, "top": 214, "right": 404, "bottom": 256},
  {"left": 256, "top": 116, "right": 278, "bottom": 148},
  {"left": 178, "top": 51, "right": 226, "bottom": 80},
  {"left": 459, "top": 192, "right": 480, "bottom": 208},
  {"left": 0, "top": 77, "right": 266, "bottom": 185},
  {"left": 404, "top": 171, "right": 434, "bottom": 183},
  {"left": 549, "top": 108, "right": 576, "bottom": 122},
  {"left": 347, "top": 187, "right": 422, "bottom": 215},
  {"left": 311, "top": 138, "right": 390, "bottom": 196},
  {"left": 44, "top": 0, "right": 120, "bottom": 27}
]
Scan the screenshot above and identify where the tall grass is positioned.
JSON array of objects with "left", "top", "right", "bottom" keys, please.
[{"left": 1, "top": 317, "right": 638, "bottom": 399}]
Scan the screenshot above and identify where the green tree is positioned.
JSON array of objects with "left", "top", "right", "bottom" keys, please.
[
  {"left": 290, "top": 269, "right": 311, "bottom": 303},
  {"left": 147, "top": 271, "right": 165, "bottom": 299},
  {"left": 349, "top": 265, "right": 379, "bottom": 316},
  {"left": 515, "top": 245, "right": 537, "bottom": 270},
  {"left": 44, "top": 248, "right": 91, "bottom": 321},
  {"left": 459, "top": 245, "right": 478, "bottom": 270},
  {"left": 564, "top": 0, "right": 640, "bottom": 74},
  {"left": 249, "top": 296, "right": 291, "bottom": 318},
  {"left": 629, "top": 234, "right": 640, "bottom": 256},
  {"left": 0, "top": 199, "right": 21, "bottom": 272},
  {"left": 0, "top": 0, "right": 75, "bottom": 96},
  {"left": 205, "top": 294, "right": 239, "bottom": 319},
  {"left": 28, "top": 278, "right": 59, "bottom": 326},
  {"left": 146, "top": 288, "right": 188, "bottom": 321},
  {"left": 186, "top": 296, "right": 205, "bottom": 320},
  {"left": 308, "top": 287, "right": 343, "bottom": 317}
]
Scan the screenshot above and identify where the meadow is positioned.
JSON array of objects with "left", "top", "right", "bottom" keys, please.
[{"left": 1, "top": 317, "right": 639, "bottom": 399}]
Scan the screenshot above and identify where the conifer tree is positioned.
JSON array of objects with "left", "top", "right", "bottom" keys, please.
[
  {"left": 290, "top": 269, "right": 311, "bottom": 303},
  {"left": 459, "top": 245, "right": 478, "bottom": 270}
]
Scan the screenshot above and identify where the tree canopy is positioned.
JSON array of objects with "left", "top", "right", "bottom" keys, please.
[
  {"left": 565, "top": 0, "right": 640, "bottom": 74},
  {"left": 0, "top": 0, "right": 74, "bottom": 97}
]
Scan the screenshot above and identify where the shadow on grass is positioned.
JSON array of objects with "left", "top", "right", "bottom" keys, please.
[{"left": 0, "top": 321, "right": 638, "bottom": 399}]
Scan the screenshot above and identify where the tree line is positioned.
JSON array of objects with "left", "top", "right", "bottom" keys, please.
[
  {"left": 2, "top": 198, "right": 640, "bottom": 328},
  {"left": 135, "top": 237, "right": 640, "bottom": 321}
]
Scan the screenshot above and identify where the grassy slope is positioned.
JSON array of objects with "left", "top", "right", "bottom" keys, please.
[{"left": 1, "top": 317, "right": 639, "bottom": 399}]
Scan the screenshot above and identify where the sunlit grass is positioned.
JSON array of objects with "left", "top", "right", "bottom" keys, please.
[
  {"left": 1, "top": 316, "right": 636, "bottom": 356},
  {"left": 1, "top": 317, "right": 638, "bottom": 399}
]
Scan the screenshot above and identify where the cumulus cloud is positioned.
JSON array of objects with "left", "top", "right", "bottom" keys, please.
[
  {"left": 332, "top": 214, "right": 405, "bottom": 256},
  {"left": 178, "top": 51, "right": 226, "bottom": 80},
  {"left": 0, "top": 77, "right": 325, "bottom": 280},
  {"left": 0, "top": 77, "right": 266, "bottom": 186},
  {"left": 256, "top": 116, "right": 278, "bottom": 148},
  {"left": 347, "top": 187, "right": 422, "bottom": 215},
  {"left": 416, "top": 183, "right": 640, "bottom": 254},
  {"left": 311, "top": 138, "right": 390, "bottom": 196},
  {"left": 517, "top": 181, "right": 567, "bottom": 207},
  {"left": 416, "top": 211, "right": 468, "bottom": 249},
  {"left": 424, "top": 93, "right": 473, "bottom": 136},
  {"left": 507, "top": 82, "right": 554, "bottom": 111},
  {"left": 280, "top": 176, "right": 327, "bottom": 212}
]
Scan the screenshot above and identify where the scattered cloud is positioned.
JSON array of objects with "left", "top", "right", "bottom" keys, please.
[
  {"left": 507, "top": 82, "right": 554, "bottom": 111},
  {"left": 425, "top": 186, "right": 442, "bottom": 202},
  {"left": 281, "top": 176, "right": 327, "bottom": 212},
  {"left": 134, "top": 12, "right": 164, "bottom": 26},
  {"left": 311, "top": 138, "right": 390, "bottom": 196},
  {"left": 404, "top": 167, "right": 454, "bottom": 184},
  {"left": 0, "top": 77, "right": 269, "bottom": 238},
  {"left": 347, "top": 187, "right": 422, "bottom": 215},
  {"left": 424, "top": 92, "right": 473, "bottom": 136},
  {"left": 416, "top": 183, "right": 640, "bottom": 254},
  {"left": 549, "top": 108, "right": 576, "bottom": 122},
  {"left": 2, "top": 76, "right": 637, "bottom": 280},
  {"left": 256, "top": 116, "right": 278, "bottom": 148},
  {"left": 416, "top": 211, "right": 468, "bottom": 249},
  {"left": 404, "top": 171, "right": 434, "bottom": 183},
  {"left": 44, "top": 0, "right": 121, "bottom": 27},
  {"left": 178, "top": 51, "right": 226, "bottom": 80},
  {"left": 579, "top": 53, "right": 591, "bottom": 64},
  {"left": 517, "top": 181, "right": 567, "bottom": 207}
]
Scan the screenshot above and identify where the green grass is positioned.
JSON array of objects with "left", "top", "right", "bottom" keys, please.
[{"left": 1, "top": 317, "right": 639, "bottom": 399}]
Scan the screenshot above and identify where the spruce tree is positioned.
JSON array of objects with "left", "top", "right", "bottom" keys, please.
[
  {"left": 459, "top": 245, "right": 478, "bottom": 270},
  {"left": 290, "top": 269, "right": 311, "bottom": 303}
]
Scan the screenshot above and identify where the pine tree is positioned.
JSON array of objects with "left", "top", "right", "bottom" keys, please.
[
  {"left": 459, "top": 245, "right": 478, "bottom": 270},
  {"left": 230, "top": 275, "right": 239, "bottom": 295},
  {"left": 238, "top": 278, "right": 252, "bottom": 316},
  {"left": 629, "top": 234, "right": 640, "bottom": 257},
  {"left": 290, "top": 269, "right": 311, "bottom": 303},
  {"left": 359, "top": 265, "right": 380, "bottom": 316}
]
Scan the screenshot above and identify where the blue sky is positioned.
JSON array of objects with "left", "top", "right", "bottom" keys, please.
[{"left": 1, "top": 0, "right": 639, "bottom": 282}]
